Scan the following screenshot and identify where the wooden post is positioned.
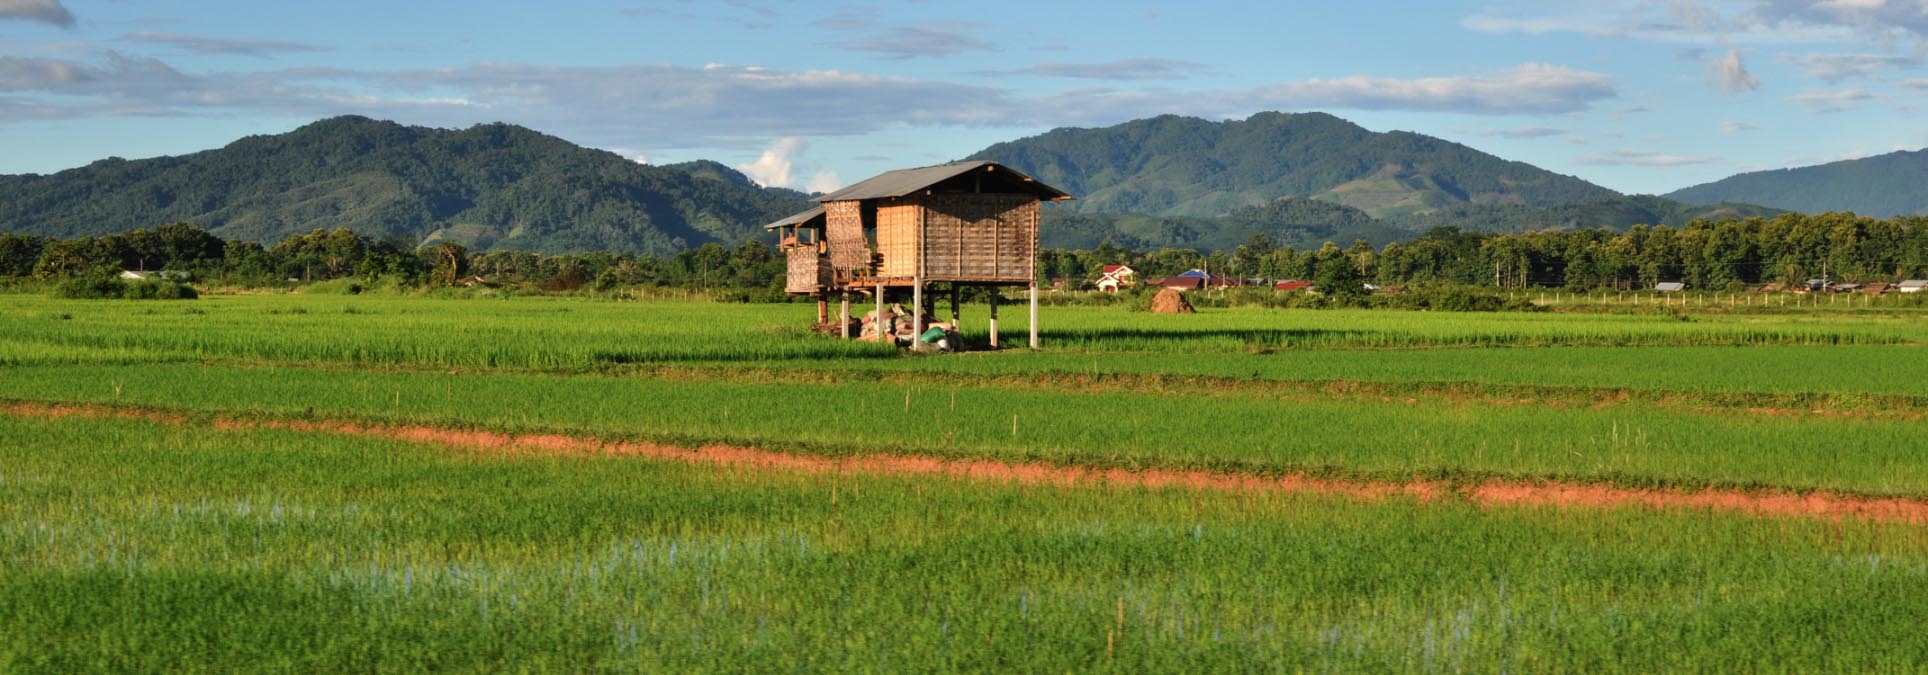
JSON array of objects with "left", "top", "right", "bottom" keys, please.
[
  {"left": 912, "top": 276, "right": 925, "bottom": 343},
  {"left": 989, "top": 290, "right": 1000, "bottom": 349},
  {"left": 817, "top": 297, "right": 829, "bottom": 325},
  {"left": 839, "top": 292, "right": 851, "bottom": 339},
  {"left": 1028, "top": 282, "right": 1040, "bottom": 350},
  {"left": 949, "top": 284, "right": 960, "bottom": 349}
]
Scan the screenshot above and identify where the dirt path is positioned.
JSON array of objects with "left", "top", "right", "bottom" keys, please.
[{"left": 11, "top": 400, "right": 1928, "bottom": 524}]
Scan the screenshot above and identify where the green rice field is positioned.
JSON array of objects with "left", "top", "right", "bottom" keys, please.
[{"left": 4, "top": 290, "right": 1928, "bottom": 671}]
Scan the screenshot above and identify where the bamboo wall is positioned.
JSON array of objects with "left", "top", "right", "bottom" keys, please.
[
  {"left": 785, "top": 246, "right": 831, "bottom": 294},
  {"left": 825, "top": 201, "right": 870, "bottom": 273},
  {"left": 876, "top": 203, "right": 920, "bottom": 278},
  {"left": 917, "top": 194, "right": 1036, "bottom": 283}
]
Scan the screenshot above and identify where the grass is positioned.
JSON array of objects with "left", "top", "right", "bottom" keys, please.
[
  {"left": 6, "top": 292, "right": 1927, "bottom": 671},
  {"left": 6, "top": 414, "right": 1928, "bottom": 672},
  {"left": 4, "top": 361, "right": 1927, "bottom": 497}
]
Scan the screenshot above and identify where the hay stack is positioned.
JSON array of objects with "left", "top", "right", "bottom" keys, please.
[{"left": 1150, "top": 288, "right": 1195, "bottom": 314}]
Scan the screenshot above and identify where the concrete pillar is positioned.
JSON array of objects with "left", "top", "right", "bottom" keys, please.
[
  {"left": 912, "top": 276, "right": 925, "bottom": 343},
  {"left": 1028, "top": 282, "right": 1040, "bottom": 350},
  {"left": 988, "top": 290, "right": 999, "bottom": 349},
  {"left": 875, "top": 280, "right": 885, "bottom": 343},
  {"left": 839, "top": 292, "right": 850, "bottom": 339}
]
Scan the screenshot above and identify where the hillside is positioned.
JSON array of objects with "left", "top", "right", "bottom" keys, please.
[
  {"left": 1043, "top": 198, "right": 1412, "bottom": 251},
  {"left": 1400, "top": 196, "right": 1784, "bottom": 233},
  {"left": 1043, "top": 195, "right": 1780, "bottom": 252},
  {"left": 1666, "top": 149, "right": 1928, "bottom": 217},
  {"left": 0, "top": 117, "right": 812, "bottom": 255},
  {"left": 968, "top": 112, "right": 1619, "bottom": 219}
]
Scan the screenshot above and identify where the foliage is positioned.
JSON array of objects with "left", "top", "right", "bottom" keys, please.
[
  {"left": 51, "top": 273, "right": 196, "bottom": 300},
  {"left": 1045, "top": 211, "right": 1928, "bottom": 290},
  {"left": 51, "top": 273, "right": 127, "bottom": 299}
]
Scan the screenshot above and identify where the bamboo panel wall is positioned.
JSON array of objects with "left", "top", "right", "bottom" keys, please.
[
  {"left": 825, "top": 201, "right": 870, "bottom": 273},
  {"left": 785, "top": 246, "right": 831, "bottom": 294},
  {"left": 876, "top": 203, "right": 920, "bottom": 278},
  {"left": 918, "top": 194, "right": 1035, "bottom": 283}
]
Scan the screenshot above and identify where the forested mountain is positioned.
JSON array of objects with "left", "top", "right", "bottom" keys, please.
[
  {"left": 1400, "top": 196, "right": 1783, "bottom": 233},
  {"left": 1665, "top": 149, "right": 1928, "bottom": 217},
  {"left": 0, "top": 117, "right": 811, "bottom": 255},
  {"left": 1043, "top": 195, "right": 1783, "bottom": 251},
  {"left": 1043, "top": 198, "right": 1410, "bottom": 251},
  {"left": 968, "top": 112, "right": 1619, "bottom": 218}
]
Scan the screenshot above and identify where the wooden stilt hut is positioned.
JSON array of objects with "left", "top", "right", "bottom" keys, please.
[{"left": 766, "top": 161, "right": 1073, "bottom": 349}]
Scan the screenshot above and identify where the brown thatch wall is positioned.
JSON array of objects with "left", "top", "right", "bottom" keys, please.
[
  {"left": 785, "top": 246, "right": 831, "bottom": 294},
  {"left": 917, "top": 193, "right": 1036, "bottom": 283},
  {"left": 877, "top": 202, "right": 919, "bottom": 279},
  {"left": 825, "top": 200, "right": 871, "bottom": 274}
]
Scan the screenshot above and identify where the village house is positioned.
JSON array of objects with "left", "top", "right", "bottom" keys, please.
[
  {"left": 1095, "top": 265, "right": 1135, "bottom": 293},
  {"left": 1898, "top": 280, "right": 1928, "bottom": 294},
  {"left": 766, "top": 160, "right": 1073, "bottom": 349}
]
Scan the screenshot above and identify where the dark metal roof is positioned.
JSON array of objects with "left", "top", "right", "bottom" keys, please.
[
  {"left": 815, "top": 160, "right": 1072, "bottom": 203},
  {"left": 763, "top": 206, "right": 825, "bottom": 230}
]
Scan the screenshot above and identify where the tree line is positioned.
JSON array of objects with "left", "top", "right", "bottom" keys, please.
[
  {"left": 1042, "top": 212, "right": 1928, "bottom": 291},
  {"left": 5, "top": 211, "right": 1927, "bottom": 296},
  {"left": 0, "top": 224, "right": 784, "bottom": 294}
]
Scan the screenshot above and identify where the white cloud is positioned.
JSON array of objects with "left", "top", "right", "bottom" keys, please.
[
  {"left": 119, "top": 32, "right": 331, "bottom": 58},
  {"left": 607, "top": 147, "right": 649, "bottom": 164},
  {"left": 1746, "top": 0, "right": 1928, "bottom": 46},
  {"left": 831, "top": 21, "right": 995, "bottom": 59},
  {"left": 0, "top": 0, "right": 73, "bottom": 28},
  {"left": 1718, "top": 120, "right": 1762, "bottom": 132},
  {"left": 1483, "top": 126, "right": 1566, "bottom": 138},
  {"left": 1778, "top": 51, "right": 1919, "bottom": 81},
  {"left": 805, "top": 170, "right": 842, "bottom": 194},
  {"left": 1234, "top": 63, "right": 1615, "bottom": 115},
  {"left": 737, "top": 137, "right": 803, "bottom": 188},
  {"left": 1462, "top": 4, "right": 1854, "bottom": 44},
  {"left": 1460, "top": 12, "right": 1640, "bottom": 37},
  {"left": 1790, "top": 85, "right": 1873, "bottom": 111},
  {"left": 1579, "top": 149, "right": 1722, "bottom": 166},
  {"left": 1781, "top": 147, "right": 1871, "bottom": 167},
  {"left": 980, "top": 59, "right": 1207, "bottom": 81},
  {"left": 1711, "top": 49, "right": 1760, "bottom": 93},
  {"left": 0, "top": 55, "right": 1621, "bottom": 154}
]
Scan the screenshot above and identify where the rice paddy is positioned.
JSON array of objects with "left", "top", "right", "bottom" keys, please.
[{"left": 4, "top": 289, "right": 1927, "bottom": 671}]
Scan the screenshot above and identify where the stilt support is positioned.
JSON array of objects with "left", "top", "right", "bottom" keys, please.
[
  {"left": 912, "top": 276, "right": 925, "bottom": 344},
  {"left": 1028, "top": 282, "right": 1040, "bottom": 350},
  {"left": 838, "top": 292, "right": 850, "bottom": 339},
  {"left": 989, "top": 290, "right": 1000, "bottom": 349}
]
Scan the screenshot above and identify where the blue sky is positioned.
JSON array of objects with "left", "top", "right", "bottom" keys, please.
[{"left": 1, "top": 0, "right": 1925, "bottom": 195}]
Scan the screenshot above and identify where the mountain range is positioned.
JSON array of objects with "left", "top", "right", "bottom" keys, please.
[
  {"left": 0, "top": 112, "right": 1910, "bottom": 253},
  {"left": 0, "top": 116, "right": 811, "bottom": 255},
  {"left": 969, "top": 112, "right": 1619, "bottom": 220},
  {"left": 1665, "top": 149, "right": 1928, "bottom": 217}
]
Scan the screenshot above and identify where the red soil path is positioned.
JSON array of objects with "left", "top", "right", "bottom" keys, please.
[{"left": 12, "top": 401, "right": 1928, "bottom": 524}]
